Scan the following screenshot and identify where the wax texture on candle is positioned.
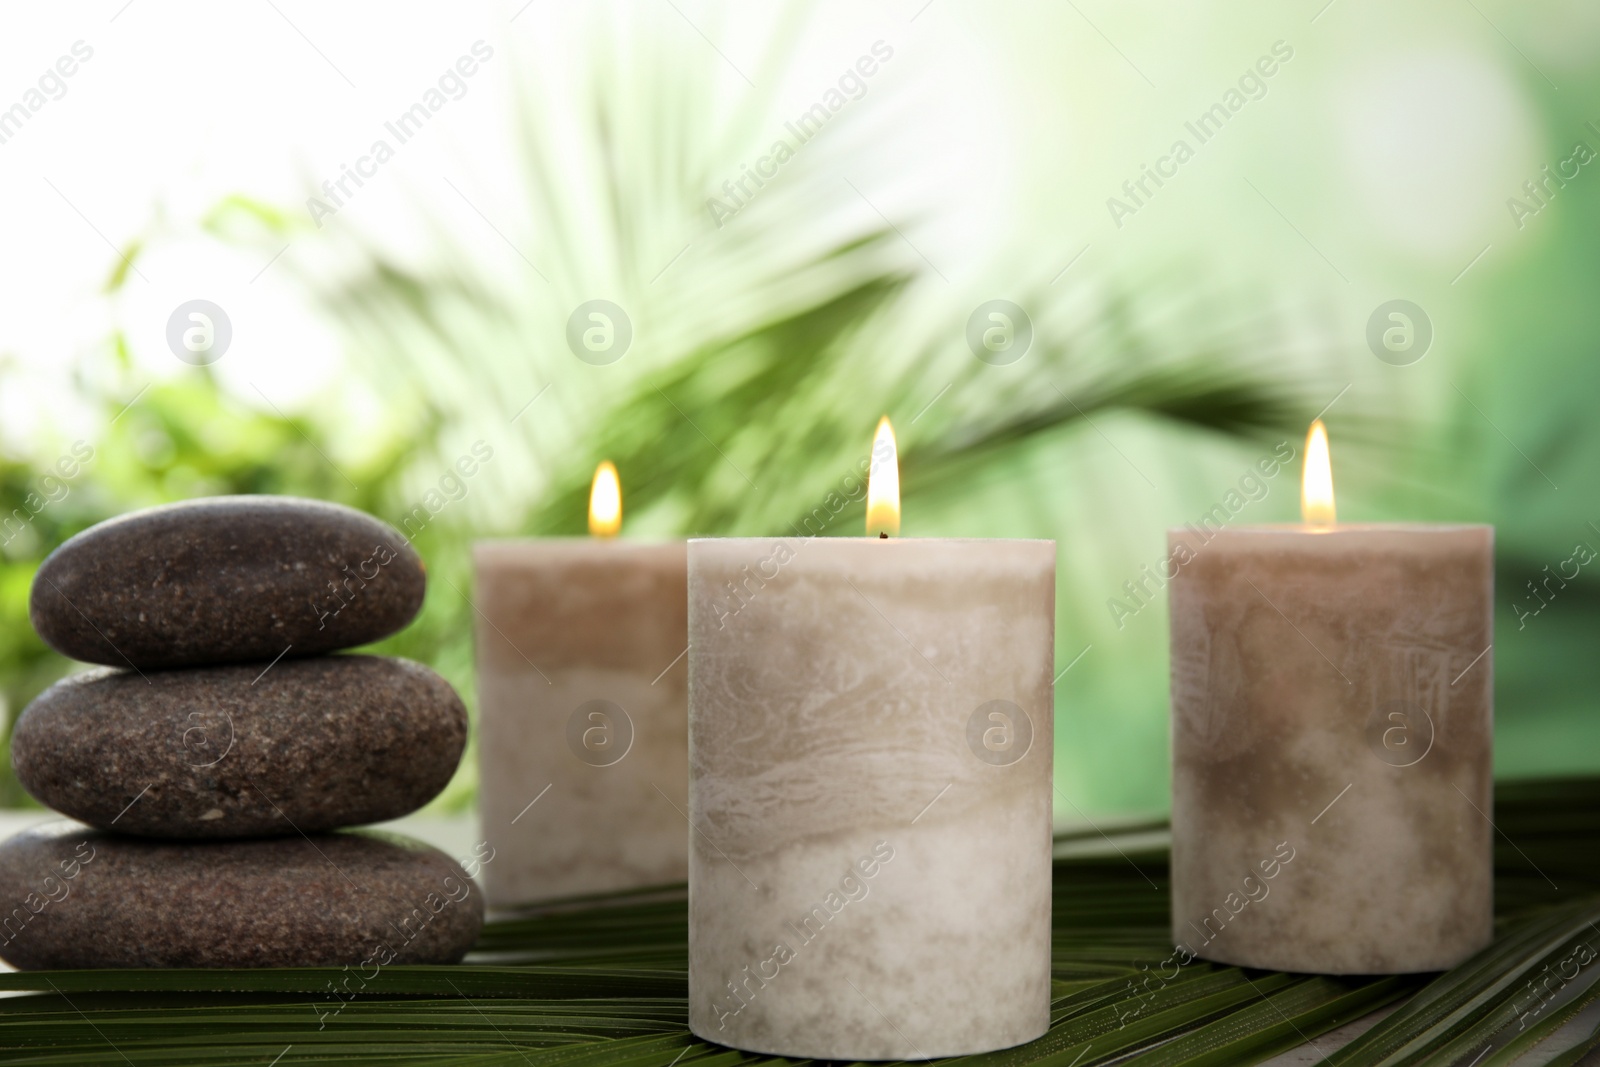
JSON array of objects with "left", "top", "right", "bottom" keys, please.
[
  {"left": 473, "top": 540, "right": 688, "bottom": 905},
  {"left": 1168, "top": 524, "right": 1493, "bottom": 974},
  {"left": 687, "top": 537, "right": 1055, "bottom": 1059}
]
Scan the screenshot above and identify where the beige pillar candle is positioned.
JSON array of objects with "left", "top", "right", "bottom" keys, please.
[
  {"left": 686, "top": 419, "right": 1056, "bottom": 1059},
  {"left": 473, "top": 463, "right": 689, "bottom": 906},
  {"left": 1168, "top": 421, "right": 1493, "bottom": 973}
]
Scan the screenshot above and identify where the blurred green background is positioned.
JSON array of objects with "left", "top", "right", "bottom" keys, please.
[{"left": 1, "top": 1, "right": 1595, "bottom": 819}]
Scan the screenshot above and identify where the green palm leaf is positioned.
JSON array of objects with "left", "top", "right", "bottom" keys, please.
[{"left": 2, "top": 776, "right": 1598, "bottom": 1066}]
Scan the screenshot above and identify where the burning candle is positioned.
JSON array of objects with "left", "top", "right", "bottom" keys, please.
[
  {"left": 687, "top": 418, "right": 1055, "bottom": 1058},
  {"left": 1168, "top": 421, "right": 1494, "bottom": 973},
  {"left": 473, "top": 462, "right": 688, "bottom": 905}
]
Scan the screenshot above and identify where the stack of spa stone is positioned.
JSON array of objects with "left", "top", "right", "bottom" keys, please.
[{"left": 0, "top": 496, "right": 482, "bottom": 970}]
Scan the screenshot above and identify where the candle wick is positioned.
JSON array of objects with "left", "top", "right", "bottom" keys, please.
[{"left": 878, "top": 532, "right": 888, "bottom": 540}]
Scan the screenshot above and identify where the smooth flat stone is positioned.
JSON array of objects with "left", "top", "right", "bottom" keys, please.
[
  {"left": 12, "top": 656, "right": 467, "bottom": 838},
  {"left": 30, "top": 496, "right": 426, "bottom": 669},
  {"left": 0, "top": 822, "right": 483, "bottom": 969}
]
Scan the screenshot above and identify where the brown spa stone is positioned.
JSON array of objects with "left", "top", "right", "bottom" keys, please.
[
  {"left": 11, "top": 656, "right": 467, "bottom": 838},
  {"left": 0, "top": 821, "right": 483, "bottom": 970},
  {"left": 29, "top": 496, "right": 425, "bottom": 669}
]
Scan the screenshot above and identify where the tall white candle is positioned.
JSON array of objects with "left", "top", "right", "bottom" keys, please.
[
  {"left": 686, "top": 419, "right": 1056, "bottom": 1059},
  {"left": 1168, "top": 422, "right": 1494, "bottom": 973}
]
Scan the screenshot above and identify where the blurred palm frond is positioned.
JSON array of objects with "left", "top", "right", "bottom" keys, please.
[{"left": 203, "top": 6, "right": 1330, "bottom": 550}]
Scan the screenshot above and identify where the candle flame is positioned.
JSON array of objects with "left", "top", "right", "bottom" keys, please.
[
  {"left": 589, "top": 460, "right": 621, "bottom": 538},
  {"left": 1301, "top": 420, "right": 1336, "bottom": 528},
  {"left": 865, "top": 415, "right": 900, "bottom": 536}
]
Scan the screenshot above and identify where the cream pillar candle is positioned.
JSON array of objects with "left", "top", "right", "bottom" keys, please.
[
  {"left": 473, "top": 464, "right": 689, "bottom": 906},
  {"left": 686, "top": 420, "right": 1056, "bottom": 1059},
  {"left": 1168, "top": 422, "right": 1493, "bottom": 973}
]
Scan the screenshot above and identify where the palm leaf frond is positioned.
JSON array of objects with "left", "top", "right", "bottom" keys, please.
[{"left": 2, "top": 776, "right": 1598, "bottom": 1066}]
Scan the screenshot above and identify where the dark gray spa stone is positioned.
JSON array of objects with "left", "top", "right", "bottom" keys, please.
[
  {"left": 11, "top": 656, "right": 467, "bottom": 838},
  {"left": 29, "top": 496, "right": 425, "bottom": 669},
  {"left": 0, "top": 821, "right": 483, "bottom": 970}
]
